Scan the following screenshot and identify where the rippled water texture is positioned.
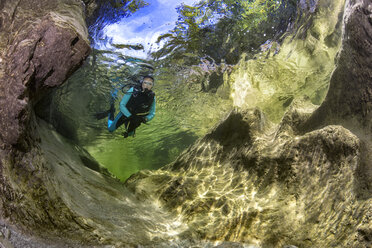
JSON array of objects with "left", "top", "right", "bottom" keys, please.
[{"left": 36, "top": 0, "right": 342, "bottom": 182}]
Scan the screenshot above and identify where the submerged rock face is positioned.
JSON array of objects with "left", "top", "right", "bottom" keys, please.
[
  {"left": 0, "top": 0, "right": 90, "bottom": 145},
  {"left": 228, "top": 0, "right": 345, "bottom": 122},
  {"left": 0, "top": 0, "right": 91, "bottom": 243}
]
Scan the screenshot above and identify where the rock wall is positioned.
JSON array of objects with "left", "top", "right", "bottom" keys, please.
[
  {"left": 0, "top": 0, "right": 90, "bottom": 145},
  {"left": 0, "top": 0, "right": 92, "bottom": 243}
]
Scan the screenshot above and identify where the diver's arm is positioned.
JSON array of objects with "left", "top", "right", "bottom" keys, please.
[
  {"left": 119, "top": 87, "right": 133, "bottom": 117},
  {"left": 145, "top": 97, "right": 156, "bottom": 121}
]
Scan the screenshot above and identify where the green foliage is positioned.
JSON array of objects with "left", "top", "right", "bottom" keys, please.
[
  {"left": 152, "top": 0, "right": 297, "bottom": 65},
  {"left": 112, "top": 43, "right": 144, "bottom": 50},
  {"left": 126, "top": 0, "right": 148, "bottom": 12},
  {"left": 108, "top": 0, "right": 148, "bottom": 10},
  {"left": 240, "top": 0, "right": 281, "bottom": 28}
]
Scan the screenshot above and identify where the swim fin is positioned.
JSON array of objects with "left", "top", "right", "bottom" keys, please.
[
  {"left": 95, "top": 103, "right": 115, "bottom": 120},
  {"left": 94, "top": 110, "right": 110, "bottom": 120}
]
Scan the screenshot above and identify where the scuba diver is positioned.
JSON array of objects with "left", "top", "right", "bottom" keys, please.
[{"left": 95, "top": 75, "right": 156, "bottom": 138}]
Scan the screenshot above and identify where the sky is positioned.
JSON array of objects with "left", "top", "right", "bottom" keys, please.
[{"left": 104, "top": 0, "right": 201, "bottom": 59}]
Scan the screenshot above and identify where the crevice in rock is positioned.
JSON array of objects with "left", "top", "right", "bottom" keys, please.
[
  {"left": 71, "top": 36, "right": 79, "bottom": 47},
  {"left": 10, "top": 0, "right": 21, "bottom": 23}
]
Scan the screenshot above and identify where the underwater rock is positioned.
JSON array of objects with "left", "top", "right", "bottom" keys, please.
[
  {"left": 301, "top": 0, "right": 372, "bottom": 206},
  {"left": 0, "top": 0, "right": 90, "bottom": 146},
  {"left": 127, "top": 107, "right": 370, "bottom": 247},
  {"left": 0, "top": 0, "right": 92, "bottom": 244}
]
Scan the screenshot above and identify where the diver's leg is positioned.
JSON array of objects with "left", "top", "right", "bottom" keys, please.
[
  {"left": 108, "top": 102, "right": 115, "bottom": 121},
  {"left": 94, "top": 110, "right": 110, "bottom": 120},
  {"left": 94, "top": 102, "right": 115, "bottom": 121},
  {"left": 126, "top": 117, "right": 142, "bottom": 137},
  {"left": 126, "top": 120, "right": 141, "bottom": 133},
  {"left": 108, "top": 112, "right": 124, "bottom": 132},
  {"left": 115, "top": 114, "right": 128, "bottom": 130},
  {"left": 122, "top": 116, "right": 142, "bottom": 138}
]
